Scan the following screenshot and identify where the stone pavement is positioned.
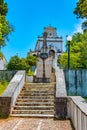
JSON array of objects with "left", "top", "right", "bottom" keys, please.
[{"left": 0, "top": 117, "right": 73, "bottom": 130}]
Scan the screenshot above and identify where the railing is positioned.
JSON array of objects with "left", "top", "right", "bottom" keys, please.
[
  {"left": 53, "top": 59, "right": 67, "bottom": 119},
  {"left": 67, "top": 96, "right": 87, "bottom": 130},
  {"left": 64, "top": 69, "right": 87, "bottom": 97},
  {"left": 0, "top": 70, "right": 25, "bottom": 117}
]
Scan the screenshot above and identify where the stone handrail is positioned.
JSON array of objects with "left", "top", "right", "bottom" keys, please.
[
  {"left": 53, "top": 56, "right": 67, "bottom": 119},
  {"left": 67, "top": 96, "right": 87, "bottom": 130},
  {"left": 55, "top": 66, "right": 67, "bottom": 97},
  {"left": 0, "top": 70, "right": 25, "bottom": 117}
]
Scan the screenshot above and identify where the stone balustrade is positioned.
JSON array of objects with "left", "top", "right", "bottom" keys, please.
[
  {"left": 54, "top": 61, "right": 67, "bottom": 119},
  {"left": 55, "top": 67, "right": 67, "bottom": 97},
  {"left": 67, "top": 96, "right": 87, "bottom": 130},
  {"left": 0, "top": 70, "right": 25, "bottom": 117}
]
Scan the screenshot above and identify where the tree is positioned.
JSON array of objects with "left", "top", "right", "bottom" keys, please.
[
  {"left": 0, "top": 51, "right": 4, "bottom": 59},
  {"left": 58, "top": 32, "right": 87, "bottom": 69},
  {"left": 82, "top": 20, "right": 87, "bottom": 32},
  {"left": 74, "top": 0, "right": 87, "bottom": 18},
  {"left": 7, "top": 54, "right": 37, "bottom": 72},
  {"left": 58, "top": 0, "right": 87, "bottom": 69},
  {"left": 0, "top": 0, "right": 14, "bottom": 49},
  {"left": 0, "top": 0, "right": 8, "bottom": 15},
  {"left": 79, "top": 40, "right": 87, "bottom": 68},
  {"left": 7, "top": 56, "right": 30, "bottom": 72},
  {"left": 58, "top": 52, "right": 81, "bottom": 69},
  {"left": 26, "top": 55, "right": 36, "bottom": 66}
]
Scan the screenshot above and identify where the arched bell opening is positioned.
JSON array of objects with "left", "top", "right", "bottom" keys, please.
[
  {"left": 33, "top": 54, "right": 37, "bottom": 57},
  {"left": 49, "top": 50, "right": 55, "bottom": 58}
]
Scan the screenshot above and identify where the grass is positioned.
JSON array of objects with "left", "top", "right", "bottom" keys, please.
[
  {"left": 85, "top": 97, "right": 87, "bottom": 100},
  {"left": 0, "top": 81, "right": 9, "bottom": 96},
  {"left": 27, "top": 70, "right": 34, "bottom": 76}
]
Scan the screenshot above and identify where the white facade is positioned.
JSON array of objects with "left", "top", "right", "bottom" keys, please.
[
  {"left": 0, "top": 58, "right": 7, "bottom": 70},
  {"left": 35, "top": 25, "right": 63, "bottom": 53}
]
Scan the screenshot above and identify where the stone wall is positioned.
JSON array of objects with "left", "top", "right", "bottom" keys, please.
[
  {"left": 0, "top": 59, "right": 6, "bottom": 70},
  {"left": 54, "top": 66, "right": 67, "bottom": 119},
  {"left": 0, "top": 71, "right": 25, "bottom": 117},
  {"left": 67, "top": 96, "right": 87, "bottom": 130},
  {"left": 26, "top": 76, "right": 33, "bottom": 83},
  {"left": 55, "top": 67, "right": 67, "bottom": 97},
  {"left": 64, "top": 70, "right": 87, "bottom": 97}
]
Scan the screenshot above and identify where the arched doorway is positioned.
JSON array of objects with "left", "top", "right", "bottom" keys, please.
[{"left": 49, "top": 50, "right": 55, "bottom": 58}]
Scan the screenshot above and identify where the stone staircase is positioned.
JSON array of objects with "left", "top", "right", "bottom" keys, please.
[{"left": 11, "top": 83, "right": 55, "bottom": 117}]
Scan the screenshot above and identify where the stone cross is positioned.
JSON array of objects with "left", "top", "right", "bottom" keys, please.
[{"left": 41, "top": 32, "right": 48, "bottom": 53}]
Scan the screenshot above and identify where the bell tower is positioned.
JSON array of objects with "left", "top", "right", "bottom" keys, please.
[{"left": 35, "top": 25, "right": 63, "bottom": 55}]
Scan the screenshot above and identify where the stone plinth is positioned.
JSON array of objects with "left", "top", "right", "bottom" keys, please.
[
  {"left": 54, "top": 97, "right": 67, "bottom": 119},
  {"left": 0, "top": 97, "right": 11, "bottom": 117},
  {"left": 36, "top": 58, "right": 43, "bottom": 78},
  {"left": 35, "top": 57, "right": 52, "bottom": 82}
]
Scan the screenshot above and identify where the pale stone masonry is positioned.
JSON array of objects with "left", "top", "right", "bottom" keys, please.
[
  {"left": 68, "top": 96, "right": 87, "bottom": 130},
  {"left": 10, "top": 83, "right": 55, "bottom": 117},
  {"left": 55, "top": 67, "right": 67, "bottom": 97},
  {"left": 0, "top": 59, "right": 7, "bottom": 70},
  {"left": 36, "top": 57, "right": 52, "bottom": 78},
  {"left": 53, "top": 56, "right": 67, "bottom": 119},
  {"left": 0, "top": 71, "right": 25, "bottom": 117}
]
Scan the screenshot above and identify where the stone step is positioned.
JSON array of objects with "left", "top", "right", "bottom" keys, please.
[
  {"left": 22, "top": 87, "right": 54, "bottom": 91},
  {"left": 19, "top": 93, "right": 54, "bottom": 96},
  {"left": 15, "top": 102, "right": 54, "bottom": 106},
  {"left": 24, "top": 85, "right": 55, "bottom": 88},
  {"left": 10, "top": 114, "right": 54, "bottom": 118},
  {"left": 12, "top": 110, "right": 54, "bottom": 115},
  {"left": 14, "top": 106, "right": 54, "bottom": 110},
  {"left": 20, "top": 90, "right": 54, "bottom": 93},
  {"left": 17, "top": 98, "right": 54, "bottom": 102},
  {"left": 25, "top": 83, "right": 55, "bottom": 86},
  {"left": 11, "top": 81, "right": 55, "bottom": 117},
  {"left": 18, "top": 96, "right": 54, "bottom": 99}
]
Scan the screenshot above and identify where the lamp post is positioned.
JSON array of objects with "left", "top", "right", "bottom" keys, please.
[{"left": 66, "top": 35, "right": 72, "bottom": 70}]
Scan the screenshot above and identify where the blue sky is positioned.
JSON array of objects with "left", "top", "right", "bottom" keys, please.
[{"left": 3, "top": 0, "right": 82, "bottom": 61}]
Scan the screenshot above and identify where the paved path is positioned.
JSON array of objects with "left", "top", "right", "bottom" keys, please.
[{"left": 0, "top": 117, "right": 73, "bottom": 130}]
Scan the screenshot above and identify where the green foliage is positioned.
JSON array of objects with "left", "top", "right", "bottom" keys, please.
[
  {"left": 26, "top": 55, "right": 37, "bottom": 66},
  {"left": 0, "top": 0, "right": 8, "bottom": 15},
  {"left": 0, "top": 81, "right": 8, "bottom": 95},
  {"left": 85, "top": 97, "right": 87, "bottom": 100},
  {"left": 0, "top": 113, "right": 9, "bottom": 118},
  {"left": 74, "top": 0, "right": 87, "bottom": 18},
  {"left": 27, "top": 70, "right": 34, "bottom": 76},
  {"left": 79, "top": 41, "right": 87, "bottom": 68},
  {"left": 58, "top": 53, "right": 68, "bottom": 69},
  {"left": 82, "top": 20, "right": 87, "bottom": 32},
  {"left": 70, "top": 53, "right": 82, "bottom": 69},
  {"left": 0, "top": 51, "right": 4, "bottom": 58},
  {"left": 59, "top": 32, "right": 87, "bottom": 69},
  {"left": 7, "top": 55, "right": 36, "bottom": 73},
  {"left": 0, "top": 0, "right": 14, "bottom": 49},
  {"left": 7, "top": 55, "right": 30, "bottom": 72},
  {"left": 58, "top": 52, "right": 81, "bottom": 69}
]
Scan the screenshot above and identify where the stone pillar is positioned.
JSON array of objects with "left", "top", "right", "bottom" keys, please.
[
  {"left": 0, "top": 97, "right": 11, "bottom": 118},
  {"left": 54, "top": 97, "right": 67, "bottom": 119}
]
